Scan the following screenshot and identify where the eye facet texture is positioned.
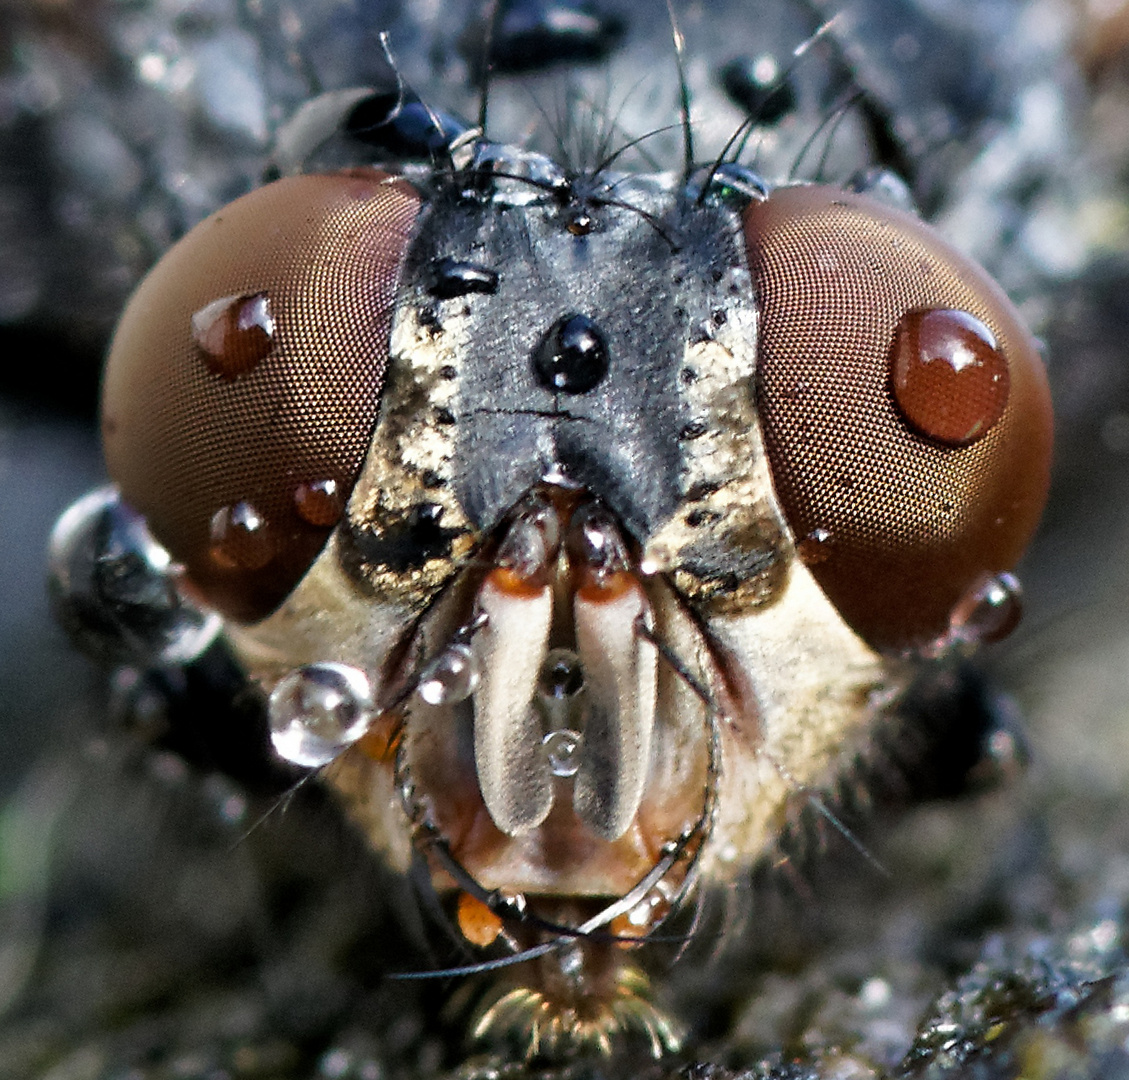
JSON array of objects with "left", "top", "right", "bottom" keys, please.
[
  {"left": 101, "top": 171, "right": 422, "bottom": 623},
  {"left": 745, "top": 185, "right": 1053, "bottom": 651}
]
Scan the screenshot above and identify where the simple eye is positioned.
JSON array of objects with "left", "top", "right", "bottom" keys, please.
[
  {"left": 101, "top": 171, "right": 422, "bottom": 623},
  {"left": 745, "top": 185, "right": 1053, "bottom": 651}
]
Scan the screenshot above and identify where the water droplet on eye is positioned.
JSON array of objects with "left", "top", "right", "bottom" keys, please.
[
  {"left": 191, "top": 292, "right": 275, "bottom": 380},
  {"left": 538, "top": 648, "right": 584, "bottom": 699},
  {"left": 890, "top": 308, "right": 1010, "bottom": 447},
  {"left": 533, "top": 313, "right": 609, "bottom": 394},
  {"left": 796, "top": 527, "right": 832, "bottom": 566},
  {"left": 209, "top": 501, "right": 276, "bottom": 570},
  {"left": 417, "top": 643, "right": 481, "bottom": 706},
  {"left": 268, "top": 663, "right": 374, "bottom": 767},
  {"left": 543, "top": 729, "right": 583, "bottom": 777},
  {"left": 948, "top": 572, "right": 1023, "bottom": 644},
  {"left": 293, "top": 478, "right": 345, "bottom": 527}
]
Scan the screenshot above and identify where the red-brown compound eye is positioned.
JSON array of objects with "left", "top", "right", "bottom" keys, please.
[
  {"left": 744, "top": 185, "right": 1053, "bottom": 652},
  {"left": 101, "top": 171, "right": 423, "bottom": 623}
]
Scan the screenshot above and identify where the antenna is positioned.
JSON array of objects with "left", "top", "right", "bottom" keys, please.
[
  {"left": 665, "top": 0, "right": 695, "bottom": 181},
  {"left": 477, "top": 0, "right": 501, "bottom": 137}
]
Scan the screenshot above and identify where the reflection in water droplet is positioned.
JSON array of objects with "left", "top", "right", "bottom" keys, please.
[
  {"left": 796, "top": 527, "right": 832, "bottom": 566},
  {"left": 543, "top": 729, "right": 582, "bottom": 777},
  {"left": 538, "top": 647, "right": 584, "bottom": 699},
  {"left": 890, "top": 308, "right": 1010, "bottom": 446},
  {"left": 293, "top": 478, "right": 345, "bottom": 527},
  {"left": 948, "top": 572, "right": 1023, "bottom": 645},
  {"left": 268, "top": 663, "right": 374, "bottom": 767},
  {"left": 191, "top": 292, "right": 275, "bottom": 380},
  {"left": 209, "top": 500, "right": 276, "bottom": 570},
  {"left": 417, "top": 643, "right": 481, "bottom": 706}
]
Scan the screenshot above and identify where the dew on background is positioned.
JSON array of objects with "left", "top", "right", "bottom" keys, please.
[{"left": 268, "top": 663, "right": 374, "bottom": 768}]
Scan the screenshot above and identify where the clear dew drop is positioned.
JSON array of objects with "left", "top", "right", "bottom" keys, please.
[
  {"left": 268, "top": 662, "right": 374, "bottom": 767},
  {"left": 948, "top": 571, "right": 1023, "bottom": 645},
  {"left": 416, "top": 643, "right": 481, "bottom": 706},
  {"left": 47, "top": 485, "right": 222, "bottom": 665},
  {"left": 191, "top": 292, "right": 275, "bottom": 381},
  {"left": 543, "top": 729, "right": 583, "bottom": 777}
]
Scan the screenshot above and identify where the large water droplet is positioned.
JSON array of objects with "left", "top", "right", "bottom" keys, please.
[
  {"left": 47, "top": 485, "right": 222, "bottom": 665},
  {"left": 191, "top": 292, "right": 275, "bottom": 381},
  {"left": 890, "top": 308, "right": 1010, "bottom": 447},
  {"left": 268, "top": 663, "right": 374, "bottom": 767},
  {"left": 948, "top": 572, "right": 1023, "bottom": 645},
  {"left": 293, "top": 478, "right": 345, "bottom": 527},
  {"left": 209, "top": 500, "right": 276, "bottom": 570},
  {"left": 533, "top": 313, "right": 609, "bottom": 395},
  {"left": 417, "top": 643, "right": 481, "bottom": 706},
  {"left": 543, "top": 729, "right": 582, "bottom": 777}
]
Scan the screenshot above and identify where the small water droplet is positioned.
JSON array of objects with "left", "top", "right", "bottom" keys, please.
[
  {"left": 209, "top": 500, "right": 276, "bottom": 570},
  {"left": 417, "top": 643, "right": 481, "bottom": 706},
  {"left": 268, "top": 663, "right": 374, "bottom": 767},
  {"left": 543, "top": 729, "right": 582, "bottom": 777},
  {"left": 796, "top": 527, "right": 832, "bottom": 565},
  {"left": 191, "top": 292, "right": 275, "bottom": 380},
  {"left": 890, "top": 308, "right": 1010, "bottom": 446},
  {"left": 429, "top": 257, "right": 499, "bottom": 299},
  {"left": 568, "top": 502, "right": 629, "bottom": 582},
  {"left": 533, "top": 313, "right": 609, "bottom": 394},
  {"left": 566, "top": 210, "right": 594, "bottom": 236},
  {"left": 539, "top": 648, "right": 584, "bottom": 700},
  {"left": 948, "top": 572, "right": 1023, "bottom": 644},
  {"left": 293, "top": 478, "right": 345, "bottom": 527}
]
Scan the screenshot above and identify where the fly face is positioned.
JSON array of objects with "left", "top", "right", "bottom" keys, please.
[{"left": 46, "top": 2, "right": 1054, "bottom": 1059}]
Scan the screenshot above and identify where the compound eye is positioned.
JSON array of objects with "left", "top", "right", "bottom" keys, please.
[
  {"left": 102, "top": 171, "right": 422, "bottom": 623},
  {"left": 745, "top": 185, "right": 1053, "bottom": 651}
]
